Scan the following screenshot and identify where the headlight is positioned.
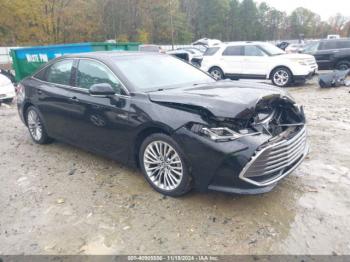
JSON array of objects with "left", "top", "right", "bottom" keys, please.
[
  {"left": 16, "top": 83, "right": 25, "bottom": 102},
  {"left": 295, "top": 59, "right": 307, "bottom": 65},
  {"left": 201, "top": 127, "right": 243, "bottom": 142},
  {"left": 188, "top": 123, "right": 260, "bottom": 142},
  {"left": 296, "top": 59, "right": 307, "bottom": 66}
]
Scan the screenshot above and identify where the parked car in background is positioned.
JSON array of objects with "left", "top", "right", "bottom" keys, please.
[
  {"left": 0, "top": 74, "right": 15, "bottom": 103},
  {"left": 167, "top": 47, "right": 203, "bottom": 67},
  {"left": 327, "top": 34, "right": 340, "bottom": 40},
  {"left": 0, "top": 68, "right": 15, "bottom": 83},
  {"left": 16, "top": 52, "right": 308, "bottom": 196},
  {"left": 138, "top": 44, "right": 164, "bottom": 53},
  {"left": 201, "top": 42, "right": 317, "bottom": 87},
  {"left": 176, "top": 47, "right": 204, "bottom": 56},
  {"left": 302, "top": 38, "right": 350, "bottom": 70},
  {"left": 285, "top": 43, "right": 305, "bottom": 54},
  {"left": 276, "top": 41, "right": 290, "bottom": 51},
  {"left": 192, "top": 38, "right": 222, "bottom": 48}
]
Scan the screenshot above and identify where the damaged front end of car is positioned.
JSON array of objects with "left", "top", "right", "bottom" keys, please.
[
  {"left": 236, "top": 95, "right": 308, "bottom": 188},
  {"left": 171, "top": 93, "right": 308, "bottom": 194}
]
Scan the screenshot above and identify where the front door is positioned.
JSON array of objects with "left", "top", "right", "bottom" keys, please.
[
  {"left": 65, "top": 59, "right": 132, "bottom": 162},
  {"left": 241, "top": 45, "right": 269, "bottom": 77}
]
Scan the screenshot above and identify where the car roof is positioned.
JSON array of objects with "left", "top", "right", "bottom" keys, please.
[
  {"left": 220, "top": 41, "right": 269, "bottom": 47},
  {"left": 61, "top": 51, "right": 164, "bottom": 60},
  {"left": 320, "top": 38, "right": 350, "bottom": 42}
]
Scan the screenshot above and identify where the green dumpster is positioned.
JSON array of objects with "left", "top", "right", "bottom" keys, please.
[{"left": 10, "top": 42, "right": 140, "bottom": 82}]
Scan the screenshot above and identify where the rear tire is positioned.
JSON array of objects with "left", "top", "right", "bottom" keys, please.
[
  {"left": 271, "top": 67, "right": 292, "bottom": 87},
  {"left": 335, "top": 60, "right": 350, "bottom": 71},
  {"left": 25, "top": 106, "right": 52, "bottom": 144},
  {"left": 139, "top": 133, "right": 192, "bottom": 197},
  {"left": 209, "top": 67, "right": 224, "bottom": 80}
]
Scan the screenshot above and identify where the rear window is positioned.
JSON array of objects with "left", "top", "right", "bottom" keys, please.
[
  {"left": 222, "top": 46, "right": 243, "bottom": 56},
  {"left": 204, "top": 47, "right": 220, "bottom": 56},
  {"left": 34, "top": 66, "right": 48, "bottom": 81},
  {"left": 46, "top": 60, "right": 73, "bottom": 86}
]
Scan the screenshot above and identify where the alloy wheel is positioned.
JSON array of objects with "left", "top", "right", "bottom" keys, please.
[
  {"left": 143, "top": 141, "right": 183, "bottom": 191},
  {"left": 27, "top": 109, "right": 43, "bottom": 141},
  {"left": 210, "top": 69, "right": 223, "bottom": 80},
  {"left": 273, "top": 69, "right": 289, "bottom": 86}
]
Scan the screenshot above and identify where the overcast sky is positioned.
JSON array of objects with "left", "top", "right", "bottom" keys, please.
[{"left": 256, "top": 0, "right": 349, "bottom": 20}]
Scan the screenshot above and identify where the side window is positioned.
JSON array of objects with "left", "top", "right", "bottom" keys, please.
[
  {"left": 77, "top": 60, "right": 121, "bottom": 94},
  {"left": 222, "top": 46, "right": 243, "bottom": 56},
  {"left": 244, "top": 46, "right": 265, "bottom": 56},
  {"left": 337, "top": 41, "right": 350, "bottom": 49},
  {"left": 34, "top": 66, "right": 48, "bottom": 81},
  {"left": 46, "top": 60, "right": 73, "bottom": 85},
  {"left": 204, "top": 47, "right": 220, "bottom": 56},
  {"left": 320, "top": 41, "right": 338, "bottom": 50}
]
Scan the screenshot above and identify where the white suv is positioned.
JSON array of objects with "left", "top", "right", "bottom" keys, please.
[
  {"left": 0, "top": 74, "right": 15, "bottom": 103},
  {"left": 201, "top": 42, "right": 318, "bottom": 87}
]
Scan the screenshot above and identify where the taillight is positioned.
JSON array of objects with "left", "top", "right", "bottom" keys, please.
[{"left": 16, "top": 83, "right": 25, "bottom": 102}]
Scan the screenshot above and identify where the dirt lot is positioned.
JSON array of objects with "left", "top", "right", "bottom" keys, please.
[{"left": 0, "top": 79, "right": 350, "bottom": 255}]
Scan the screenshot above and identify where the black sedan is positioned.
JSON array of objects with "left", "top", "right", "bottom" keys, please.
[{"left": 16, "top": 52, "right": 308, "bottom": 196}]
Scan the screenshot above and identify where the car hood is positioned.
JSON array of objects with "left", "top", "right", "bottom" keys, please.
[{"left": 148, "top": 80, "right": 294, "bottom": 119}]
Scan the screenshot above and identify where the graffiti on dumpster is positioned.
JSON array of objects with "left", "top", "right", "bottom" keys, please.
[
  {"left": 16, "top": 44, "right": 93, "bottom": 63},
  {"left": 25, "top": 53, "right": 65, "bottom": 63}
]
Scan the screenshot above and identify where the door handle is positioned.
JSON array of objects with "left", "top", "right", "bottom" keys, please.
[
  {"left": 37, "top": 89, "right": 43, "bottom": 95},
  {"left": 69, "top": 96, "right": 80, "bottom": 102}
]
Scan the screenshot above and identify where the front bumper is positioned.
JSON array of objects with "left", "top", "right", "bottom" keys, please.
[
  {"left": 294, "top": 71, "right": 317, "bottom": 82},
  {"left": 174, "top": 126, "right": 308, "bottom": 194},
  {"left": 238, "top": 126, "right": 308, "bottom": 187}
]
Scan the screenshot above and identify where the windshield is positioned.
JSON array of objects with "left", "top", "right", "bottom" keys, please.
[
  {"left": 259, "top": 43, "right": 285, "bottom": 56},
  {"left": 303, "top": 42, "right": 319, "bottom": 53},
  {"left": 114, "top": 55, "right": 215, "bottom": 91}
]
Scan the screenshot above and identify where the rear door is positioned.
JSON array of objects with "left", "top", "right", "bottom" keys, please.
[
  {"left": 220, "top": 45, "right": 243, "bottom": 76},
  {"left": 241, "top": 45, "right": 269, "bottom": 77},
  {"left": 33, "top": 59, "right": 77, "bottom": 140},
  {"left": 314, "top": 41, "right": 339, "bottom": 69}
]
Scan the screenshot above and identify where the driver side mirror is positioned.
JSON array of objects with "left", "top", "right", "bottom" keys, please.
[{"left": 89, "top": 83, "right": 116, "bottom": 96}]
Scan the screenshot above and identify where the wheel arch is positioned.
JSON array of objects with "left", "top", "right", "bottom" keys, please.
[
  {"left": 133, "top": 125, "right": 172, "bottom": 168},
  {"left": 335, "top": 59, "right": 350, "bottom": 69},
  {"left": 208, "top": 65, "right": 224, "bottom": 72},
  {"left": 268, "top": 65, "right": 293, "bottom": 80}
]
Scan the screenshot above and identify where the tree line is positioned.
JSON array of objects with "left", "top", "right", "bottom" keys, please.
[{"left": 0, "top": 0, "right": 349, "bottom": 46}]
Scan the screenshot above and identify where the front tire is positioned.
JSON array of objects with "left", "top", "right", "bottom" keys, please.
[
  {"left": 139, "top": 133, "right": 192, "bottom": 197},
  {"left": 209, "top": 67, "right": 224, "bottom": 80},
  {"left": 25, "top": 106, "right": 51, "bottom": 144},
  {"left": 271, "top": 67, "right": 292, "bottom": 87}
]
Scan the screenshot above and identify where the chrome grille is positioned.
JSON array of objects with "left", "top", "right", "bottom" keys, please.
[
  {"left": 305, "top": 59, "right": 318, "bottom": 69},
  {"left": 239, "top": 127, "right": 308, "bottom": 186}
]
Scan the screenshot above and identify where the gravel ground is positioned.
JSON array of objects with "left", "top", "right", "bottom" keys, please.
[{"left": 0, "top": 79, "right": 350, "bottom": 255}]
